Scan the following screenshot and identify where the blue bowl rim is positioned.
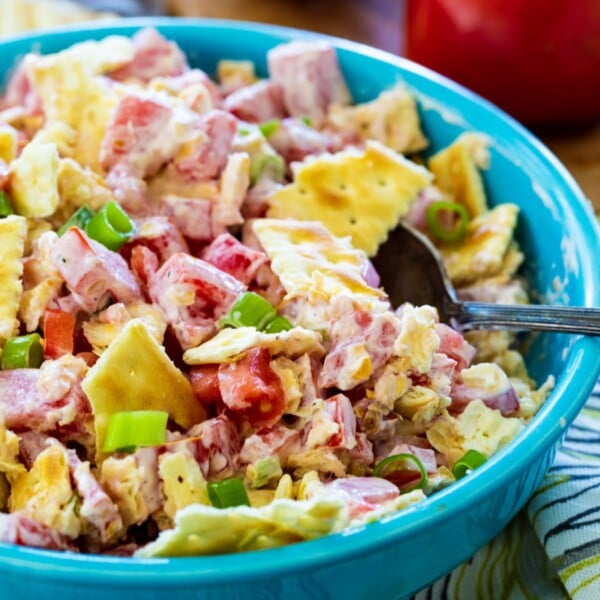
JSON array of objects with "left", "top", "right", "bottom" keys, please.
[{"left": 0, "top": 16, "right": 599, "bottom": 586}]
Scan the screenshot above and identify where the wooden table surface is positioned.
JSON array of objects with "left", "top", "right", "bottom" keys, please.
[{"left": 168, "top": 0, "right": 600, "bottom": 213}]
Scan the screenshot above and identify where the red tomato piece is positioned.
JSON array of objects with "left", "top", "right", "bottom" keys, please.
[
  {"left": 129, "top": 245, "right": 159, "bottom": 291},
  {"left": 267, "top": 41, "right": 351, "bottom": 125},
  {"left": 42, "top": 308, "right": 75, "bottom": 360},
  {"left": 324, "top": 393, "right": 357, "bottom": 450},
  {"left": 268, "top": 117, "right": 340, "bottom": 163},
  {"left": 200, "top": 232, "right": 268, "bottom": 285},
  {"left": 189, "top": 364, "right": 222, "bottom": 406},
  {"left": 100, "top": 95, "right": 174, "bottom": 178},
  {"left": 171, "top": 109, "right": 237, "bottom": 182},
  {"left": 177, "top": 415, "right": 240, "bottom": 479},
  {"left": 223, "top": 80, "right": 286, "bottom": 123},
  {"left": 148, "top": 252, "right": 245, "bottom": 350},
  {"left": 324, "top": 476, "right": 400, "bottom": 520},
  {"left": 109, "top": 28, "right": 188, "bottom": 83},
  {"left": 435, "top": 323, "right": 476, "bottom": 371},
  {"left": 160, "top": 195, "right": 214, "bottom": 242},
  {"left": 51, "top": 227, "right": 141, "bottom": 313},
  {"left": 125, "top": 216, "right": 190, "bottom": 265},
  {"left": 217, "top": 347, "right": 286, "bottom": 428}
]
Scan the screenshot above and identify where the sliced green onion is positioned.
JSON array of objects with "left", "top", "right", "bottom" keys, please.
[
  {"left": 258, "top": 119, "right": 280, "bottom": 138},
  {"left": 103, "top": 410, "right": 168, "bottom": 453},
  {"left": 300, "top": 116, "right": 312, "bottom": 127},
  {"left": 452, "top": 449, "right": 487, "bottom": 479},
  {"left": 425, "top": 200, "right": 470, "bottom": 242},
  {"left": 0, "top": 190, "right": 14, "bottom": 217},
  {"left": 57, "top": 205, "right": 95, "bottom": 237},
  {"left": 1, "top": 333, "right": 44, "bottom": 370},
  {"left": 219, "top": 291, "right": 278, "bottom": 331},
  {"left": 85, "top": 201, "right": 136, "bottom": 251},
  {"left": 250, "top": 153, "right": 285, "bottom": 185},
  {"left": 237, "top": 126, "right": 251, "bottom": 137},
  {"left": 373, "top": 453, "right": 428, "bottom": 493},
  {"left": 263, "top": 315, "right": 293, "bottom": 334},
  {"left": 207, "top": 477, "right": 250, "bottom": 508}
]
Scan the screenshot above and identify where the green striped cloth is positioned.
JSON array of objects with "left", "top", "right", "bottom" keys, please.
[{"left": 414, "top": 379, "right": 600, "bottom": 600}]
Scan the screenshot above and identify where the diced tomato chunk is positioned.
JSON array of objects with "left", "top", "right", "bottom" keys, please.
[
  {"left": 109, "top": 28, "right": 188, "bottom": 82},
  {"left": 105, "top": 164, "right": 149, "bottom": 216},
  {"left": 171, "top": 109, "right": 237, "bottom": 181},
  {"left": 223, "top": 80, "right": 286, "bottom": 123},
  {"left": 218, "top": 347, "right": 286, "bottom": 428},
  {"left": 148, "top": 252, "right": 245, "bottom": 350},
  {"left": 188, "top": 364, "right": 222, "bottom": 406},
  {"left": 324, "top": 393, "right": 357, "bottom": 450},
  {"left": 323, "top": 476, "right": 400, "bottom": 519},
  {"left": 129, "top": 245, "right": 159, "bottom": 290},
  {"left": 42, "top": 308, "right": 75, "bottom": 359},
  {"left": 51, "top": 227, "right": 141, "bottom": 313},
  {"left": 200, "top": 232, "right": 267, "bottom": 285},
  {"left": 177, "top": 415, "right": 241, "bottom": 479},
  {"left": 124, "top": 217, "right": 189, "bottom": 265},
  {"left": 435, "top": 323, "right": 476, "bottom": 371},
  {"left": 239, "top": 424, "right": 300, "bottom": 464},
  {"left": 268, "top": 117, "right": 341, "bottom": 163},
  {"left": 100, "top": 95, "right": 174, "bottom": 178},
  {"left": 267, "top": 41, "right": 351, "bottom": 124},
  {"left": 161, "top": 195, "right": 214, "bottom": 242}
]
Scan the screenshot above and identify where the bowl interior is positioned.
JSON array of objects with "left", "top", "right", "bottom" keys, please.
[{"left": 1, "top": 17, "right": 599, "bottom": 597}]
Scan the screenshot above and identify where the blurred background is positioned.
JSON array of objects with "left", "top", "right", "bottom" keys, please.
[{"left": 1, "top": 0, "right": 598, "bottom": 211}]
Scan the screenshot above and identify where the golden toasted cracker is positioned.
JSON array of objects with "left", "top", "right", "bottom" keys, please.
[
  {"left": 82, "top": 320, "right": 204, "bottom": 459},
  {"left": 8, "top": 139, "right": 60, "bottom": 218},
  {"left": 439, "top": 203, "right": 519, "bottom": 286},
  {"left": 27, "top": 55, "right": 120, "bottom": 172},
  {"left": 252, "top": 218, "right": 387, "bottom": 305},
  {"left": 267, "top": 141, "right": 431, "bottom": 256},
  {"left": 53, "top": 158, "right": 115, "bottom": 226},
  {"left": 429, "top": 132, "right": 491, "bottom": 217},
  {"left": 0, "top": 215, "right": 27, "bottom": 346},
  {"left": 327, "top": 84, "right": 428, "bottom": 154},
  {"left": 9, "top": 445, "right": 81, "bottom": 539},
  {"left": 183, "top": 326, "right": 324, "bottom": 366}
]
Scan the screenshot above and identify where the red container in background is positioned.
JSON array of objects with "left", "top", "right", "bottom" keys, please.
[{"left": 404, "top": 0, "right": 600, "bottom": 126}]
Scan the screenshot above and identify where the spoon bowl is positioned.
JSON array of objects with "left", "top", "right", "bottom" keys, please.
[{"left": 373, "top": 221, "right": 600, "bottom": 335}]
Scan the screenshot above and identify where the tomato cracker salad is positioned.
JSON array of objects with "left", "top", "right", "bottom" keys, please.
[{"left": 0, "top": 28, "right": 553, "bottom": 557}]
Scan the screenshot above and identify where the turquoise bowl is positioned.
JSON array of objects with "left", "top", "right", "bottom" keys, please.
[{"left": 1, "top": 18, "right": 599, "bottom": 600}]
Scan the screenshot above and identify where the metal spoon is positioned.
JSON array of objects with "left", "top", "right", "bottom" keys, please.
[{"left": 371, "top": 221, "right": 600, "bottom": 335}]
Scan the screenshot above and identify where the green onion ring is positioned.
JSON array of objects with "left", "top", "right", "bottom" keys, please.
[
  {"left": 263, "top": 315, "right": 293, "bottom": 334},
  {"left": 85, "top": 201, "right": 136, "bottom": 251},
  {"left": 57, "top": 205, "right": 95, "bottom": 237},
  {"left": 207, "top": 477, "right": 251, "bottom": 508},
  {"left": 1, "top": 333, "right": 44, "bottom": 370},
  {"left": 452, "top": 449, "right": 487, "bottom": 479},
  {"left": 219, "top": 291, "right": 278, "bottom": 331},
  {"left": 373, "top": 453, "right": 428, "bottom": 493},
  {"left": 425, "top": 200, "right": 470, "bottom": 242},
  {"left": 103, "top": 410, "right": 169, "bottom": 453}
]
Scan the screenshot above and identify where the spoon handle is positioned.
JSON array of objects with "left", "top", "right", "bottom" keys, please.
[{"left": 453, "top": 302, "right": 600, "bottom": 335}]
